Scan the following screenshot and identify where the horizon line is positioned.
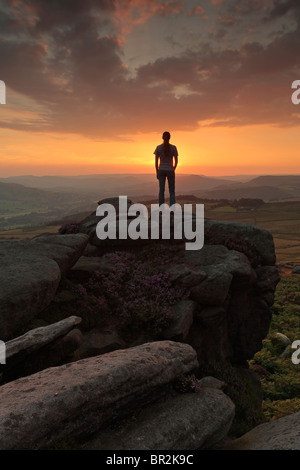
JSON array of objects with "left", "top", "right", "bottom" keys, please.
[{"left": 2, "top": 172, "right": 300, "bottom": 178}]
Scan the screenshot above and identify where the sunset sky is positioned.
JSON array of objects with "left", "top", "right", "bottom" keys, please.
[{"left": 0, "top": 0, "right": 299, "bottom": 176}]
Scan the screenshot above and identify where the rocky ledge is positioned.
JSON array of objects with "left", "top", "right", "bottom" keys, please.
[{"left": 0, "top": 200, "right": 286, "bottom": 450}]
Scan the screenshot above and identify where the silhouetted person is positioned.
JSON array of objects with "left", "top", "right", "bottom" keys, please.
[{"left": 154, "top": 131, "right": 178, "bottom": 206}]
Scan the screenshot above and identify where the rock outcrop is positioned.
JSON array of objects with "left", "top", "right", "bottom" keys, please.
[
  {"left": 222, "top": 411, "right": 300, "bottom": 450},
  {"left": 0, "top": 341, "right": 199, "bottom": 450},
  {"left": 0, "top": 199, "right": 283, "bottom": 450},
  {"left": 83, "top": 386, "right": 235, "bottom": 450},
  {"left": 2, "top": 316, "right": 83, "bottom": 381},
  {"left": 204, "top": 219, "right": 276, "bottom": 266},
  {"left": 166, "top": 244, "right": 280, "bottom": 365},
  {"left": 74, "top": 202, "right": 280, "bottom": 366},
  {"left": 0, "top": 234, "right": 89, "bottom": 340},
  {"left": 5, "top": 316, "right": 82, "bottom": 360}
]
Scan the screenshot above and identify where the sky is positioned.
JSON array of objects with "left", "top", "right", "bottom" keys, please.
[{"left": 0, "top": 0, "right": 299, "bottom": 176}]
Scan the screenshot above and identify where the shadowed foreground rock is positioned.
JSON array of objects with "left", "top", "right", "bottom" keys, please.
[
  {"left": 166, "top": 244, "right": 280, "bottom": 365},
  {"left": 0, "top": 206, "right": 282, "bottom": 449},
  {"left": 76, "top": 203, "right": 279, "bottom": 366},
  {"left": 222, "top": 411, "right": 300, "bottom": 450},
  {"left": 6, "top": 316, "right": 82, "bottom": 360},
  {"left": 2, "top": 316, "right": 83, "bottom": 382},
  {"left": 0, "top": 234, "right": 89, "bottom": 340},
  {"left": 0, "top": 341, "right": 198, "bottom": 450},
  {"left": 83, "top": 387, "right": 235, "bottom": 450}
]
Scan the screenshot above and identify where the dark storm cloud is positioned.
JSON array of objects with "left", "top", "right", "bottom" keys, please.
[
  {"left": 0, "top": 0, "right": 299, "bottom": 138},
  {"left": 264, "top": 0, "right": 300, "bottom": 21},
  {"left": 216, "top": 0, "right": 273, "bottom": 28},
  {"left": 7, "top": 0, "right": 114, "bottom": 32}
]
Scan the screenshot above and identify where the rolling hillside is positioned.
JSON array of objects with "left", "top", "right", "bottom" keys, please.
[
  {"left": 2, "top": 173, "right": 300, "bottom": 203},
  {"left": 0, "top": 181, "right": 95, "bottom": 230},
  {"left": 200, "top": 185, "right": 289, "bottom": 201}
]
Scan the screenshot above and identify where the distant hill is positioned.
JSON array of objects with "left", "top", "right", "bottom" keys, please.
[
  {"left": 0, "top": 181, "right": 95, "bottom": 206},
  {"left": 0, "top": 181, "right": 71, "bottom": 204},
  {"left": 244, "top": 175, "right": 300, "bottom": 199},
  {"left": 246, "top": 175, "right": 300, "bottom": 187},
  {"left": 1, "top": 174, "right": 300, "bottom": 228},
  {"left": 201, "top": 185, "right": 290, "bottom": 202},
  {"left": 0, "top": 174, "right": 239, "bottom": 198},
  {"left": 0, "top": 181, "right": 95, "bottom": 231}
]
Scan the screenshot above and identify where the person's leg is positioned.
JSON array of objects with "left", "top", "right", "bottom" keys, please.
[
  {"left": 167, "top": 170, "right": 175, "bottom": 206},
  {"left": 158, "top": 170, "right": 166, "bottom": 205}
]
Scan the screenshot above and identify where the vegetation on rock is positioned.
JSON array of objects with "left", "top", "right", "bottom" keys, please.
[
  {"left": 197, "top": 360, "right": 264, "bottom": 438},
  {"left": 58, "top": 221, "right": 80, "bottom": 234},
  {"left": 250, "top": 274, "right": 300, "bottom": 421},
  {"left": 84, "top": 249, "right": 189, "bottom": 339}
]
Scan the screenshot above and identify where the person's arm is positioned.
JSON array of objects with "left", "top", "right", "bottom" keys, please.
[
  {"left": 155, "top": 154, "right": 159, "bottom": 172},
  {"left": 174, "top": 155, "right": 178, "bottom": 170},
  {"left": 173, "top": 147, "right": 178, "bottom": 170},
  {"left": 155, "top": 150, "right": 159, "bottom": 178}
]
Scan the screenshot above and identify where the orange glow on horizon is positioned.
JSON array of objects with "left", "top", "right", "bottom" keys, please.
[{"left": 0, "top": 124, "right": 300, "bottom": 177}]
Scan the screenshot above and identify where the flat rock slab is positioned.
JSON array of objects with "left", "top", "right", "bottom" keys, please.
[
  {"left": 222, "top": 411, "right": 300, "bottom": 450},
  {"left": 0, "top": 341, "right": 198, "bottom": 450},
  {"left": 5, "top": 316, "right": 82, "bottom": 363},
  {"left": 0, "top": 234, "right": 89, "bottom": 340},
  {"left": 83, "top": 387, "right": 235, "bottom": 450}
]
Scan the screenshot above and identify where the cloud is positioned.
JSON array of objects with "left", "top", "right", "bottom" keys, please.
[
  {"left": 217, "top": 14, "right": 236, "bottom": 26},
  {"left": 154, "top": 1, "right": 185, "bottom": 16},
  {"left": 264, "top": 0, "right": 300, "bottom": 20},
  {"left": 187, "top": 5, "right": 207, "bottom": 18},
  {"left": 109, "top": 0, "right": 185, "bottom": 40},
  {"left": 0, "top": 0, "right": 300, "bottom": 139}
]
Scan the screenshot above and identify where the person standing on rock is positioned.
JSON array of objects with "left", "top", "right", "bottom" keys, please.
[{"left": 154, "top": 131, "right": 178, "bottom": 206}]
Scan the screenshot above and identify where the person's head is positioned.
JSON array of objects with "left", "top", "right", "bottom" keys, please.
[{"left": 162, "top": 131, "right": 170, "bottom": 142}]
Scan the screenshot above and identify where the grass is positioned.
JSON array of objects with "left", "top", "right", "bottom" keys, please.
[
  {"left": 210, "top": 205, "right": 237, "bottom": 212},
  {"left": 2, "top": 199, "right": 300, "bottom": 262},
  {"left": 0, "top": 225, "right": 61, "bottom": 239},
  {"left": 204, "top": 201, "right": 300, "bottom": 263},
  {"left": 250, "top": 274, "right": 300, "bottom": 421}
]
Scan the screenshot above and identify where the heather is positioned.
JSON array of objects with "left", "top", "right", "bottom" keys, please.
[
  {"left": 84, "top": 248, "right": 189, "bottom": 339},
  {"left": 250, "top": 274, "right": 300, "bottom": 421},
  {"left": 40, "top": 244, "right": 190, "bottom": 341},
  {"left": 58, "top": 221, "right": 80, "bottom": 234}
]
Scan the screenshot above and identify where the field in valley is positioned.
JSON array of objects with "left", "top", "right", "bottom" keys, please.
[
  {"left": 1, "top": 199, "right": 300, "bottom": 264},
  {"left": 0, "top": 225, "right": 61, "bottom": 240},
  {"left": 203, "top": 200, "right": 300, "bottom": 264}
]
